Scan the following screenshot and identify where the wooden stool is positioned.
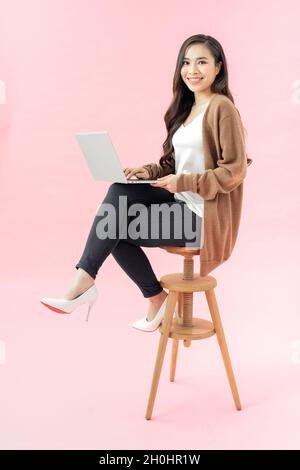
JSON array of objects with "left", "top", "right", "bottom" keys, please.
[{"left": 145, "top": 246, "right": 241, "bottom": 420}]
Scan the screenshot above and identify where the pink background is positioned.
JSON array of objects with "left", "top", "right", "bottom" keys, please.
[{"left": 1, "top": 0, "right": 300, "bottom": 450}]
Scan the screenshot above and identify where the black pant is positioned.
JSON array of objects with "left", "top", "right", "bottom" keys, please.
[{"left": 75, "top": 183, "right": 202, "bottom": 298}]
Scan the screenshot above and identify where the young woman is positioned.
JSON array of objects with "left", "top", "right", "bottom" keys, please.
[{"left": 40, "top": 34, "right": 252, "bottom": 331}]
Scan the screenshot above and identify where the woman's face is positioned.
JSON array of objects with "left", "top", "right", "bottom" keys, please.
[{"left": 181, "top": 43, "right": 221, "bottom": 94}]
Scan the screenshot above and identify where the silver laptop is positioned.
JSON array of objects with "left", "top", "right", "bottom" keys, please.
[{"left": 75, "top": 131, "right": 157, "bottom": 184}]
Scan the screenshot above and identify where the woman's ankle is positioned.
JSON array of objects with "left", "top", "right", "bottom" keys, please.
[
  {"left": 148, "top": 290, "right": 167, "bottom": 305},
  {"left": 64, "top": 276, "right": 95, "bottom": 300}
]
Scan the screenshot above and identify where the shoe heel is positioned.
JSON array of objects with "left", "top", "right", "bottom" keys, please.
[{"left": 85, "top": 301, "right": 95, "bottom": 322}]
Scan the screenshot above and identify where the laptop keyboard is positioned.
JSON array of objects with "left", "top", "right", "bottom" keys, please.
[{"left": 127, "top": 179, "right": 157, "bottom": 184}]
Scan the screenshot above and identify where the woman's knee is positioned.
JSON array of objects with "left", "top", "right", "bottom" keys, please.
[
  {"left": 107, "top": 182, "right": 123, "bottom": 194},
  {"left": 103, "top": 182, "right": 124, "bottom": 203},
  {"left": 105, "top": 182, "right": 142, "bottom": 205}
]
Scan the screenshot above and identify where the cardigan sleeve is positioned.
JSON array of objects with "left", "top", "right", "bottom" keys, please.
[
  {"left": 142, "top": 158, "right": 175, "bottom": 179},
  {"left": 176, "top": 111, "right": 248, "bottom": 200}
]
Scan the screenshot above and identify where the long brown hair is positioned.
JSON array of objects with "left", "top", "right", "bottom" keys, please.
[{"left": 159, "top": 34, "right": 253, "bottom": 172}]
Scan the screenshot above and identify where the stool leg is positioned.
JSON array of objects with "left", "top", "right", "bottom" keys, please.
[
  {"left": 170, "top": 292, "right": 181, "bottom": 381},
  {"left": 183, "top": 292, "right": 192, "bottom": 348},
  {"left": 205, "top": 288, "right": 242, "bottom": 411},
  {"left": 170, "top": 339, "right": 179, "bottom": 382},
  {"left": 178, "top": 292, "right": 183, "bottom": 319},
  {"left": 145, "top": 291, "right": 178, "bottom": 420}
]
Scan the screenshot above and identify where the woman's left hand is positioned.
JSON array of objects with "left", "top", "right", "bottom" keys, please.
[{"left": 150, "top": 174, "right": 178, "bottom": 193}]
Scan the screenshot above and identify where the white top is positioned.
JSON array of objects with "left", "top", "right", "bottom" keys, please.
[{"left": 172, "top": 99, "right": 211, "bottom": 219}]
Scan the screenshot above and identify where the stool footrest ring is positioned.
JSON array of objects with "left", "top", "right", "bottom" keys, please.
[{"left": 159, "top": 318, "right": 215, "bottom": 341}]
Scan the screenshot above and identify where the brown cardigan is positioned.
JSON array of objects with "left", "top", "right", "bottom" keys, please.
[{"left": 142, "top": 93, "right": 251, "bottom": 276}]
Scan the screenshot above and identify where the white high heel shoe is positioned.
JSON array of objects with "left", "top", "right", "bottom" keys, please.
[
  {"left": 40, "top": 284, "right": 98, "bottom": 322},
  {"left": 132, "top": 295, "right": 178, "bottom": 332}
]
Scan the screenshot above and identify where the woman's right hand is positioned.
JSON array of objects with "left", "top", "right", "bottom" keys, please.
[{"left": 123, "top": 166, "right": 150, "bottom": 180}]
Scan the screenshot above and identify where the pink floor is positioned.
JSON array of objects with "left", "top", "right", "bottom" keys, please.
[{"left": 1, "top": 251, "right": 299, "bottom": 450}]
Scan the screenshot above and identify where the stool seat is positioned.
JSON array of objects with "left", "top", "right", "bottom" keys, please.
[
  {"left": 160, "top": 273, "right": 217, "bottom": 292},
  {"left": 160, "top": 246, "right": 200, "bottom": 256}
]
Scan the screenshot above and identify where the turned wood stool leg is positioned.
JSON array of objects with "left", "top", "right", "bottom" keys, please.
[
  {"left": 178, "top": 292, "right": 183, "bottom": 319},
  {"left": 205, "top": 288, "right": 242, "bottom": 411},
  {"left": 170, "top": 339, "right": 179, "bottom": 382},
  {"left": 183, "top": 254, "right": 194, "bottom": 348},
  {"left": 145, "top": 291, "right": 178, "bottom": 420},
  {"left": 170, "top": 293, "right": 183, "bottom": 381}
]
